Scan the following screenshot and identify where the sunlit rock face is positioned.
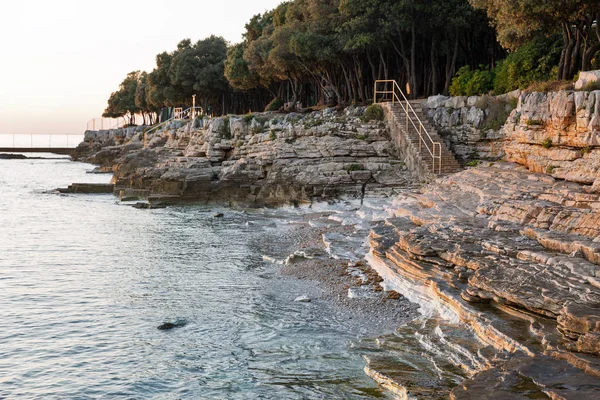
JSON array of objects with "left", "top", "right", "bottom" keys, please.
[
  {"left": 504, "top": 90, "right": 600, "bottom": 190},
  {"left": 368, "top": 163, "right": 600, "bottom": 398},
  {"left": 425, "top": 92, "right": 519, "bottom": 163},
  {"left": 75, "top": 107, "right": 413, "bottom": 206}
]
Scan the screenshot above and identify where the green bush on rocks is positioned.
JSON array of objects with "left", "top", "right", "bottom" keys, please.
[{"left": 363, "top": 104, "right": 384, "bottom": 122}]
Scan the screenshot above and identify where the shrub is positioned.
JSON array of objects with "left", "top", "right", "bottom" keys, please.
[
  {"left": 449, "top": 65, "right": 494, "bottom": 96},
  {"left": 541, "top": 138, "right": 553, "bottom": 148},
  {"left": 346, "top": 164, "right": 364, "bottom": 172},
  {"left": 493, "top": 35, "right": 562, "bottom": 94},
  {"left": 363, "top": 104, "right": 384, "bottom": 122},
  {"left": 525, "top": 80, "right": 574, "bottom": 93},
  {"left": 526, "top": 119, "right": 544, "bottom": 127},
  {"left": 218, "top": 116, "right": 231, "bottom": 139},
  {"left": 579, "top": 80, "right": 600, "bottom": 91},
  {"left": 582, "top": 146, "right": 591, "bottom": 155},
  {"left": 546, "top": 165, "right": 557, "bottom": 174},
  {"left": 242, "top": 113, "right": 255, "bottom": 123},
  {"left": 265, "top": 97, "right": 283, "bottom": 112},
  {"left": 465, "top": 160, "right": 480, "bottom": 167},
  {"left": 269, "top": 131, "right": 277, "bottom": 140},
  {"left": 355, "top": 134, "right": 367, "bottom": 140}
]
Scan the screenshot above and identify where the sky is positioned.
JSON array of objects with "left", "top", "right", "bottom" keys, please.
[{"left": 0, "top": 0, "right": 283, "bottom": 134}]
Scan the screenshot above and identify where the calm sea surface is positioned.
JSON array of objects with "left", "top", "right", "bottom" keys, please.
[{"left": 0, "top": 155, "right": 390, "bottom": 399}]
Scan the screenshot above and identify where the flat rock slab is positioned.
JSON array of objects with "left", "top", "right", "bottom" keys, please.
[{"left": 57, "top": 183, "right": 114, "bottom": 194}]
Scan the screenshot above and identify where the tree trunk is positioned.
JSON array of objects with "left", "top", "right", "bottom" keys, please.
[
  {"left": 379, "top": 49, "right": 388, "bottom": 80},
  {"left": 444, "top": 34, "right": 459, "bottom": 95},
  {"left": 410, "top": 23, "right": 417, "bottom": 98},
  {"left": 562, "top": 23, "right": 576, "bottom": 80},
  {"left": 430, "top": 37, "right": 437, "bottom": 95}
]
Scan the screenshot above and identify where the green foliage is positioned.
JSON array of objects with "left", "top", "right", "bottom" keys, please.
[
  {"left": 224, "top": 42, "right": 260, "bottom": 91},
  {"left": 579, "top": 81, "right": 600, "bottom": 92},
  {"left": 242, "top": 113, "right": 255, "bottom": 123},
  {"left": 346, "top": 164, "right": 364, "bottom": 172},
  {"left": 527, "top": 119, "right": 544, "bottom": 127},
  {"left": 144, "top": 36, "right": 229, "bottom": 111},
  {"left": 493, "top": 36, "right": 562, "bottom": 94},
  {"left": 303, "top": 119, "right": 323, "bottom": 129},
  {"left": 355, "top": 134, "right": 367, "bottom": 140},
  {"left": 269, "top": 130, "right": 277, "bottom": 140},
  {"left": 546, "top": 165, "right": 557, "bottom": 174},
  {"left": 265, "top": 97, "right": 283, "bottom": 112},
  {"left": 218, "top": 116, "right": 231, "bottom": 139},
  {"left": 541, "top": 138, "right": 553, "bottom": 148},
  {"left": 449, "top": 66, "right": 494, "bottom": 96},
  {"left": 103, "top": 71, "right": 142, "bottom": 124},
  {"left": 465, "top": 159, "right": 480, "bottom": 167},
  {"left": 582, "top": 146, "right": 591, "bottom": 155},
  {"left": 363, "top": 104, "right": 384, "bottom": 122},
  {"left": 525, "top": 80, "right": 574, "bottom": 93}
]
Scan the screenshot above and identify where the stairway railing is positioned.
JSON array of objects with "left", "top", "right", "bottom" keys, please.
[
  {"left": 374, "top": 80, "right": 442, "bottom": 173},
  {"left": 143, "top": 106, "right": 204, "bottom": 147}
]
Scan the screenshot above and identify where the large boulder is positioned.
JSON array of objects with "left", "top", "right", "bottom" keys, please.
[{"left": 575, "top": 70, "right": 600, "bottom": 90}]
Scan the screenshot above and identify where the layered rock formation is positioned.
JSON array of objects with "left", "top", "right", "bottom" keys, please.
[
  {"left": 504, "top": 90, "right": 600, "bottom": 191},
  {"left": 425, "top": 93, "right": 518, "bottom": 163},
  {"left": 366, "top": 89, "right": 600, "bottom": 397},
  {"left": 74, "top": 107, "right": 412, "bottom": 206},
  {"left": 368, "top": 163, "right": 600, "bottom": 398}
]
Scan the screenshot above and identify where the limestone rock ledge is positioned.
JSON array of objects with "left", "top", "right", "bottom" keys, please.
[
  {"left": 73, "top": 107, "right": 412, "bottom": 206},
  {"left": 368, "top": 162, "right": 600, "bottom": 398},
  {"left": 504, "top": 90, "right": 600, "bottom": 191},
  {"left": 426, "top": 93, "right": 518, "bottom": 163}
]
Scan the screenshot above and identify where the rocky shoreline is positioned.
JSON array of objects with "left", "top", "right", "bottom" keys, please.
[
  {"left": 69, "top": 90, "right": 600, "bottom": 398},
  {"left": 73, "top": 106, "right": 412, "bottom": 207}
]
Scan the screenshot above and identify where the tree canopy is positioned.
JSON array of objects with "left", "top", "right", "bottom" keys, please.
[{"left": 102, "top": 0, "right": 599, "bottom": 123}]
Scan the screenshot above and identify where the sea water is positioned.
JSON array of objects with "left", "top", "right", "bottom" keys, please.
[{"left": 0, "top": 155, "right": 398, "bottom": 399}]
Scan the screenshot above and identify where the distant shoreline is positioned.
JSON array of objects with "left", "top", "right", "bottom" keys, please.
[{"left": 0, "top": 152, "right": 70, "bottom": 160}]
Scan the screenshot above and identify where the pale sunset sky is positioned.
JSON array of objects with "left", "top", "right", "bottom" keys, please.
[{"left": 0, "top": 0, "right": 283, "bottom": 134}]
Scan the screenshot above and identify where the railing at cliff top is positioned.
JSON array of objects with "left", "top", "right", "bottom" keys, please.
[
  {"left": 86, "top": 117, "right": 126, "bottom": 131},
  {"left": 142, "top": 107, "right": 204, "bottom": 148},
  {"left": 0, "top": 133, "right": 83, "bottom": 149},
  {"left": 374, "top": 80, "right": 442, "bottom": 174}
]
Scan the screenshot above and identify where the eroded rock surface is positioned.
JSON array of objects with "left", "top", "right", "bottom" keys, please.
[
  {"left": 368, "top": 162, "right": 600, "bottom": 398},
  {"left": 74, "top": 107, "right": 412, "bottom": 206},
  {"left": 426, "top": 93, "right": 518, "bottom": 163},
  {"left": 504, "top": 91, "right": 600, "bottom": 190}
]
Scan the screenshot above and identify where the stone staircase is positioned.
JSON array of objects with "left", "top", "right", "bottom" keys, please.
[{"left": 388, "top": 101, "right": 461, "bottom": 176}]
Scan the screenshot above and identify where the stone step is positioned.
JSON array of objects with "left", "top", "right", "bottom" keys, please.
[
  {"left": 57, "top": 183, "right": 115, "bottom": 194},
  {"left": 388, "top": 102, "right": 462, "bottom": 175}
]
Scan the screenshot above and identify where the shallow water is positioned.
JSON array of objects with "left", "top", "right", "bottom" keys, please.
[{"left": 0, "top": 155, "right": 395, "bottom": 399}]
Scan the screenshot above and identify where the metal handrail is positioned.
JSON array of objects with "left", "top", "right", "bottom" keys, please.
[
  {"left": 86, "top": 117, "right": 126, "bottom": 131},
  {"left": 0, "top": 133, "right": 83, "bottom": 149},
  {"left": 143, "top": 106, "right": 204, "bottom": 147},
  {"left": 374, "top": 80, "right": 442, "bottom": 174}
]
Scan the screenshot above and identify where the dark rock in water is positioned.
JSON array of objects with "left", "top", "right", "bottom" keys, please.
[
  {"left": 0, "top": 153, "right": 27, "bottom": 159},
  {"left": 157, "top": 320, "right": 187, "bottom": 330},
  {"left": 56, "top": 183, "right": 114, "bottom": 194},
  {"left": 132, "top": 202, "right": 166, "bottom": 209},
  {"left": 213, "top": 212, "right": 224, "bottom": 218}
]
